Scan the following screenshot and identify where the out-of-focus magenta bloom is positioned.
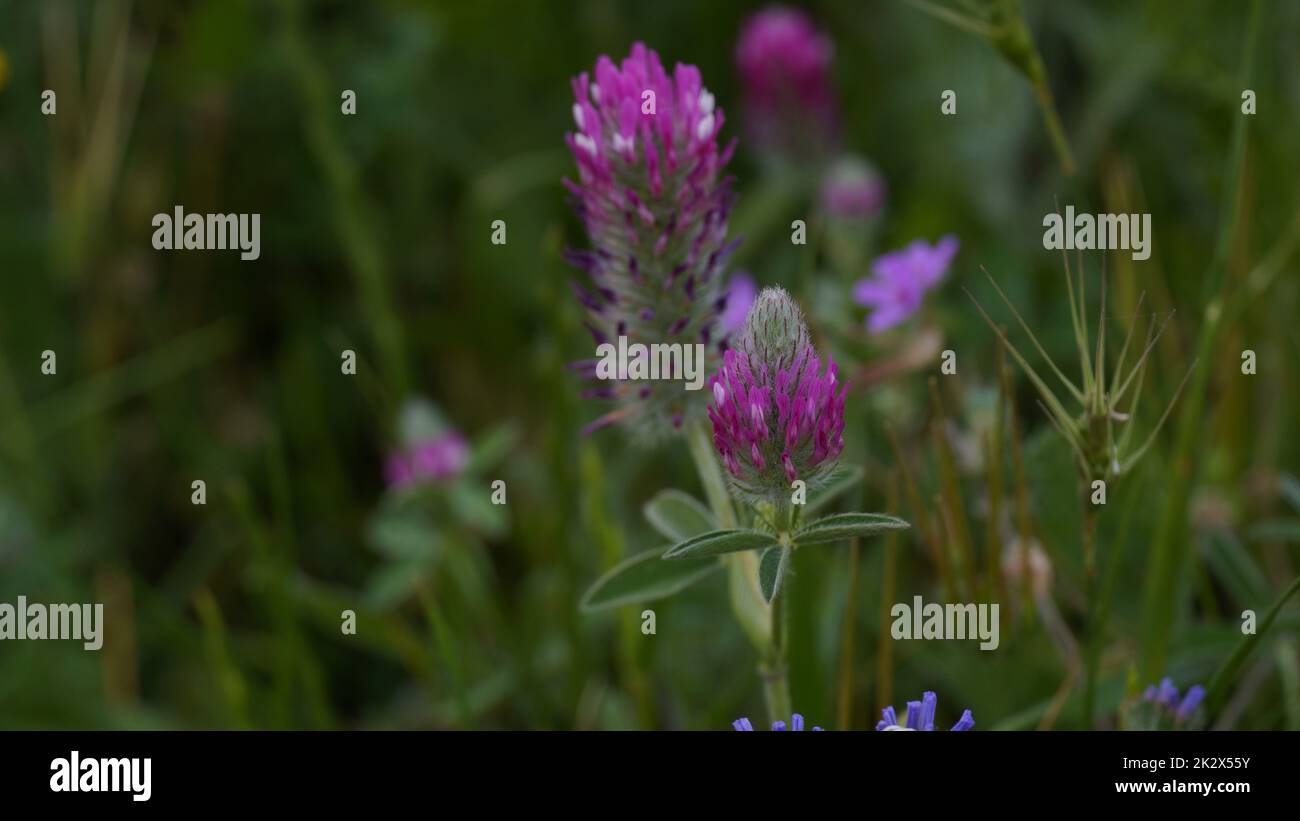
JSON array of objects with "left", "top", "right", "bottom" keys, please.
[
  {"left": 853, "top": 235, "right": 959, "bottom": 334},
  {"left": 733, "top": 713, "right": 824, "bottom": 731},
  {"left": 719, "top": 271, "right": 757, "bottom": 335},
  {"left": 385, "top": 432, "right": 469, "bottom": 489},
  {"left": 876, "top": 692, "right": 974, "bottom": 731},
  {"left": 735, "top": 6, "right": 837, "bottom": 158},
  {"left": 707, "top": 288, "right": 845, "bottom": 504},
  {"left": 820, "top": 155, "right": 885, "bottom": 219},
  {"left": 564, "top": 42, "right": 741, "bottom": 440}
]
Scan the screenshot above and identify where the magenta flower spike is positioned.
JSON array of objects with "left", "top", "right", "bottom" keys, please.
[
  {"left": 707, "top": 287, "right": 846, "bottom": 506},
  {"left": 564, "top": 42, "right": 742, "bottom": 441},
  {"left": 735, "top": 6, "right": 838, "bottom": 160}
]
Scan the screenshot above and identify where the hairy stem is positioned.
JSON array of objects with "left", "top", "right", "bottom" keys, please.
[{"left": 686, "top": 419, "right": 789, "bottom": 724}]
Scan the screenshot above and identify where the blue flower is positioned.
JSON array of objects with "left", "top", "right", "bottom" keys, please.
[
  {"left": 876, "top": 691, "right": 974, "bottom": 731},
  {"left": 1142, "top": 678, "right": 1205, "bottom": 725},
  {"left": 733, "top": 713, "right": 823, "bottom": 731}
]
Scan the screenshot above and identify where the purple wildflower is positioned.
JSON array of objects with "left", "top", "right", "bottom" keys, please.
[
  {"left": 733, "top": 713, "right": 824, "bottom": 731},
  {"left": 853, "top": 235, "right": 959, "bottom": 334},
  {"left": 719, "top": 272, "right": 758, "bottom": 335},
  {"left": 876, "top": 691, "right": 974, "bottom": 731},
  {"left": 1142, "top": 678, "right": 1206, "bottom": 725},
  {"left": 707, "top": 287, "right": 845, "bottom": 504},
  {"left": 385, "top": 431, "right": 469, "bottom": 490},
  {"left": 1176, "top": 686, "right": 1206, "bottom": 721},
  {"left": 820, "top": 155, "right": 886, "bottom": 220},
  {"left": 564, "top": 43, "right": 740, "bottom": 440},
  {"left": 735, "top": 6, "right": 838, "bottom": 159}
]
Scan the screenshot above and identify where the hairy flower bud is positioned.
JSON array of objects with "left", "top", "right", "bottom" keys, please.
[{"left": 707, "top": 287, "right": 845, "bottom": 505}]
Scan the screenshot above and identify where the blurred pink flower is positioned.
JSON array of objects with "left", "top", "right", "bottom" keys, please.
[
  {"left": 854, "top": 236, "right": 959, "bottom": 333},
  {"left": 385, "top": 432, "right": 469, "bottom": 489},
  {"left": 735, "top": 6, "right": 837, "bottom": 158}
]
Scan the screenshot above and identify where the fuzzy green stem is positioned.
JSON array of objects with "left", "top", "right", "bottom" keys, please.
[
  {"left": 686, "top": 419, "right": 789, "bottom": 725},
  {"left": 761, "top": 590, "right": 792, "bottom": 724},
  {"left": 686, "top": 418, "right": 735, "bottom": 529}
]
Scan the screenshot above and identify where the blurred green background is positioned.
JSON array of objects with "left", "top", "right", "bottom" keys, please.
[{"left": 1, "top": 0, "right": 1298, "bottom": 730}]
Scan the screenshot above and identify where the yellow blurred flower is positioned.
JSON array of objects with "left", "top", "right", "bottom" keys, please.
[{"left": 0, "top": 49, "right": 9, "bottom": 92}]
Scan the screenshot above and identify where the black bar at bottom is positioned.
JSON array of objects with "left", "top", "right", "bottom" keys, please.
[{"left": 1, "top": 730, "right": 1285, "bottom": 808}]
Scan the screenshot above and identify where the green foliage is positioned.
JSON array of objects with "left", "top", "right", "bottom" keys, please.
[
  {"left": 662, "top": 529, "right": 780, "bottom": 560},
  {"left": 0, "top": 0, "right": 1296, "bottom": 731},
  {"left": 580, "top": 548, "right": 720, "bottom": 612},
  {"left": 793, "top": 512, "right": 910, "bottom": 547}
]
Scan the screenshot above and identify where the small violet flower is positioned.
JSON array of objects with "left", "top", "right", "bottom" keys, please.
[
  {"left": 1142, "top": 678, "right": 1206, "bottom": 724},
  {"left": 853, "top": 235, "right": 959, "bottom": 334},
  {"left": 564, "top": 42, "right": 740, "bottom": 441},
  {"left": 735, "top": 5, "right": 838, "bottom": 159},
  {"left": 385, "top": 431, "right": 469, "bottom": 489},
  {"left": 733, "top": 713, "right": 823, "bottom": 731},
  {"left": 876, "top": 691, "right": 975, "bottom": 731},
  {"left": 707, "top": 287, "right": 846, "bottom": 506}
]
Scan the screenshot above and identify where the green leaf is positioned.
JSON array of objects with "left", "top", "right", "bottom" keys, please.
[
  {"left": 662, "top": 528, "right": 779, "bottom": 560},
  {"left": 1206, "top": 572, "right": 1300, "bottom": 712},
  {"left": 1201, "top": 529, "right": 1269, "bottom": 605},
  {"left": 758, "top": 546, "right": 791, "bottom": 604},
  {"left": 466, "top": 422, "right": 521, "bottom": 474},
  {"left": 643, "top": 489, "right": 716, "bottom": 543},
  {"left": 1246, "top": 518, "right": 1300, "bottom": 544},
  {"left": 804, "top": 464, "right": 865, "bottom": 517},
  {"left": 1281, "top": 474, "right": 1300, "bottom": 515},
  {"left": 362, "top": 561, "right": 430, "bottom": 609},
  {"left": 396, "top": 397, "right": 453, "bottom": 447},
  {"left": 447, "top": 479, "right": 508, "bottom": 536},
  {"left": 365, "top": 504, "right": 441, "bottom": 562},
  {"left": 794, "top": 512, "right": 910, "bottom": 547},
  {"left": 580, "top": 548, "right": 721, "bottom": 612}
]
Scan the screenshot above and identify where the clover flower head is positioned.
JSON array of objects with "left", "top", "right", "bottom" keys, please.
[
  {"left": 707, "top": 287, "right": 845, "bottom": 505},
  {"left": 564, "top": 42, "right": 740, "bottom": 441},
  {"left": 735, "top": 5, "right": 837, "bottom": 158},
  {"left": 854, "top": 235, "right": 959, "bottom": 334},
  {"left": 732, "top": 713, "right": 823, "bottom": 731},
  {"left": 876, "top": 691, "right": 974, "bottom": 731},
  {"left": 385, "top": 431, "right": 469, "bottom": 489},
  {"left": 820, "top": 155, "right": 885, "bottom": 220}
]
